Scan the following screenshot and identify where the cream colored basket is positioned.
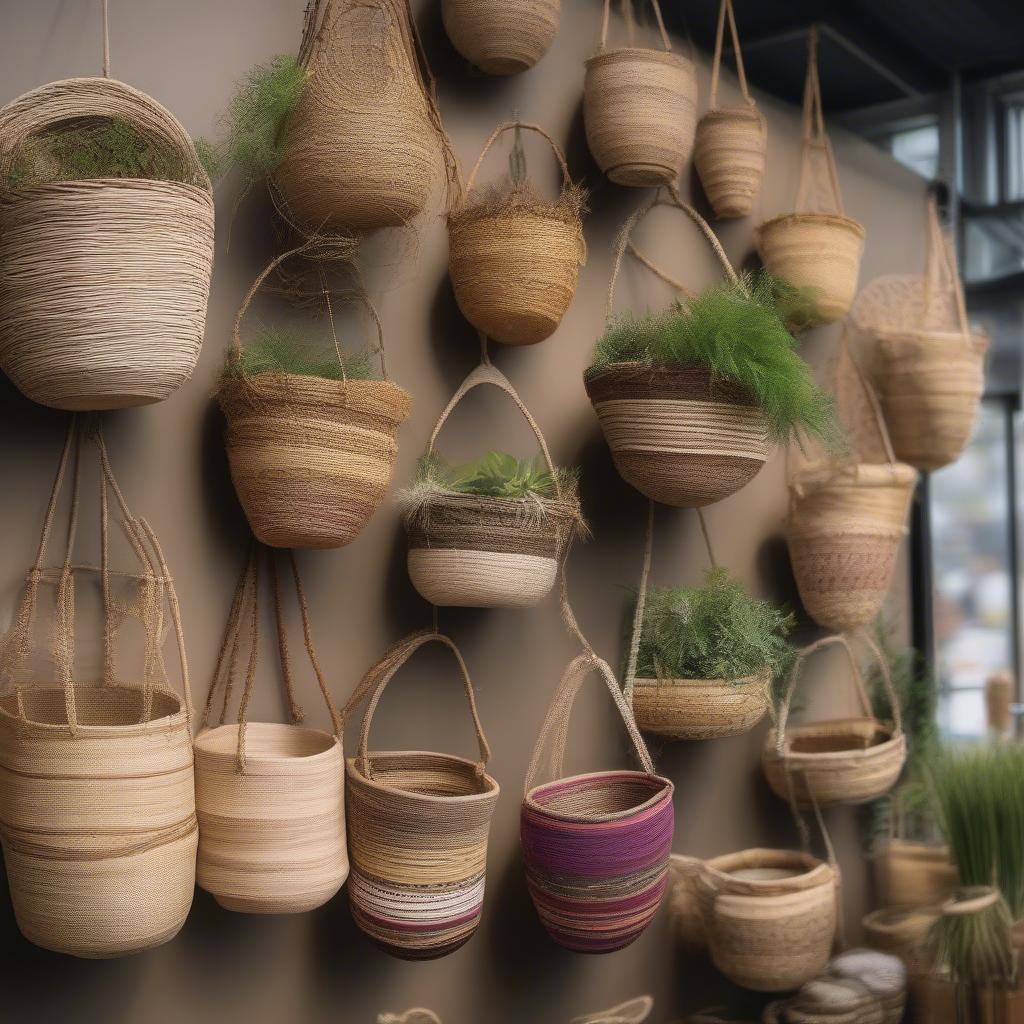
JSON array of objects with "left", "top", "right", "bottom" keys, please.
[{"left": 441, "top": 0, "right": 560, "bottom": 75}]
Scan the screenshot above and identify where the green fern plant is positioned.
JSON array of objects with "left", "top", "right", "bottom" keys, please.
[
  {"left": 415, "top": 452, "right": 576, "bottom": 500},
  {"left": 225, "top": 324, "right": 373, "bottom": 381}
]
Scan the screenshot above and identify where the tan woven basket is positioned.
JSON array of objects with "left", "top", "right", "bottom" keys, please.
[
  {"left": 0, "top": 77, "right": 214, "bottom": 411},
  {"left": 584, "top": 0, "right": 696, "bottom": 187},
  {"left": 441, "top": 0, "right": 560, "bottom": 74},
  {"left": 344, "top": 631, "right": 500, "bottom": 960},
  {"left": 195, "top": 546, "right": 348, "bottom": 915},
  {"left": 219, "top": 244, "right": 411, "bottom": 550},
  {"left": 862, "top": 906, "right": 937, "bottom": 977},
  {"left": 763, "top": 634, "right": 906, "bottom": 810},
  {"left": 587, "top": 194, "right": 771, "bottom": 507},
  {"left": 871, "top": 839, "right": 957, "bottom": 910},
  {"left": 755, "top": 30, "right": 864, "bottom": 325},
  {"left": 273, "top": 0, "right": 450, "bottom": 233},
  {"left": 0, "top": 421, "right": 196, "bottom": 958},
  {"left": 449, "top": 121, "right": 586, "bottom": 347},
  {"left": 671, "top": 848, "right": 837, "bottom": 992},
  {"left": 693, "top": 0, "right": 766, "bottom": 219}
]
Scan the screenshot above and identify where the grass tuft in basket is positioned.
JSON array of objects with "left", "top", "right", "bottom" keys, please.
[{"left": 223, "top": 325, "right": 373, "bottom": 382}]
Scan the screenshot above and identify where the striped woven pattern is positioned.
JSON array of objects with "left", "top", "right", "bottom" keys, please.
[
  {"left": 441, "top": 0, "right": 560, "bottom": 75},
  {"left": 632, "top": 673, "right": 770, "bottom": 740},
  {"left": 694, "top": 106, "right": 766, "bottom": 219}
]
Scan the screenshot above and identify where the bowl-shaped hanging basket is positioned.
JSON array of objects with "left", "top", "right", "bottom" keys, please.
[
  {"left": 441, "top": 0, "right": 560, "bottom": 74},
  {"left": 871, "top": 839, "right": 957, "bottom": 911},
  {"left": 0, "top": 78, "right": 214, "bottom": 411},
  {"left": 694, "top": 105, "right": 766, "bottom": 219},
  {"left": 632, "top": 671, "right": 770, "bottom": 741}
]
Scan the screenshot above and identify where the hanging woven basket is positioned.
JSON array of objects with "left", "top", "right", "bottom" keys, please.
[
  {"left": 344, "top": 631, "right": 500, "bottom": 959},
  {"left": 448, "top": 121, "right": 586, "bottom": 347},
  {"left": 194, "top": 546, "right": 348, "bottom": 915},
  {"left": 871, "top": 839, "right": 957, "bottom": 911},
  {"left": 693, "top": 0, "right": 766, "bottom": 219},
  {"left": 763, "top": 634, "right": 907, "bottom": 809},
  {"left": 586, "top": 195, "right": 771, "bottom": 508},
  {"left": 218, "top": 244, "right": 411, "bottom": 550},
  {"left": 756, "top": 30, "right": 864, "bottom": 325},
  {"left": 670, "top": 849, "right": 837, "bottom": 992},
  {"left": 862, "top": 906, "right": 937, "bottom": 977},
  {"left": 584, "top": 0, "right": 697, "bottom": 187},
  {"left": 522, "top": 654, "right": 674, "bottom": 953},
  {"left": 404, "top": 363, "right": 582, "bottom": 608},
  {"left": 0, "top": 421, "right": 196, "bottom": 958},
  {"left": 441, "top": 0, "right": 560, "bottom": 75},
  {"left": 0, "top": 77, "right": 214, "bottom": 411},
  {"left": 273, "top": 0, "right": 451, "bottom": 233}
]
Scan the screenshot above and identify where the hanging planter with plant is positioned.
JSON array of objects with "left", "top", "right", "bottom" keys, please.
[
  {"left": 756, "top": 28, "right": 864, "bottom": 325},
  {"left": 584, "top": 0, "right": 697, "bottom": 187},
  {"left": 693, "top": 0, "right": 766, "bottom": 219},
  {"left": 441, "top": 0, "right": 560, "bottom": 75},
  {"left": 586, "top": 192, "right": 837, "bottom": 508},
  {"left": 400, "top": 362, "right": 585, "bottom": 609},
  {"left": 217, "top": 243, "right": 411, "bottom": 549},
  {"left": 448, "top": 121, "right": 586, "bottom": 347}
]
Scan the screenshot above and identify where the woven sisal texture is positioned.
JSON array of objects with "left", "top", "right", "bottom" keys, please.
[
  {"left": 631, "top": 672, "right": 770, "bottom": 740},
  {"left": 441, "top": 0, "right": 560, "bottom": 75},
  {"left": 766, "top": 976, "right": 887, "bottom": 1024},
  {"left": 522, "top": 654, "right": 674, "bottom": 953},
  {"left": 870, "top": 840, "right": 956, "bottom": 912},
  {"left": 862, "top": 906, "right": 937, "bottom": 978},
  {"left": 344, "top": 631, "right": 499, "bottom": 960},
  {"left": 0, "top": 77, "right": 214, "bottom": 411}
]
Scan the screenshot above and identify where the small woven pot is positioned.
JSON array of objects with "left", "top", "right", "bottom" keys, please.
[
  {"left": 632, "top": 672, "right": 770, "bottom": 740},
  {"left": 0, "top": 78, "right": 214, "bottom": 411},
  {"left": 871, "top": 840, "right": 957, "bottom": 911},
  {"left": 862, "top": 907, "right": 937, "bottom": 978},
  {"left": 441, "top": 0, "right": 560, "bottom": 74},
  {"left": 694, "top": 106, "right": 766, "bottom": 219},
  {"left": 787, "top": 463, "right": 917, "bottom": 632}
]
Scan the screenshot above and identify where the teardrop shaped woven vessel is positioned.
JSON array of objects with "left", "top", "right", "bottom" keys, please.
[{"left": 694, "top": 105, "right": 766, "bottom": 219}]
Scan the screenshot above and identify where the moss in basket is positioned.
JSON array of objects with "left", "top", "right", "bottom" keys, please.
[
  {"left": 223, "top": 325, "right": 374, "bottom": 382},
  {"left": 589, "top": 271, "right": 841, "bottom": 449},
  {"left": 413, "top": 451, "right": 578, "bottom": 500}
]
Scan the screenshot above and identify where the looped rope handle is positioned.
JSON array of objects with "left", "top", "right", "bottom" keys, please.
[
  {"left": 941, "top": 886, "right": 1001, "bottom": 917},
  {"left": 599, "top": 0, "right": 671, "bottom": 52},
  {"left": 378, "top": 1012, "right": 443, "bottom": 1024},
  {"left": 606, "top": 187, "right": 738, "bottom": 323},
  {"left": 525, "top": 652, "right": 656, "bottom": 796},
  {"left": 795, "top": 27, "right": 844, "bottom": 216},
  {"left": 708, "top": 0, "right": 752, "bottom": 108},
  {"left": 346, "top": 630, "right": 492, "bottom": 781},
  {"left": 572, "top": 996, "right": 654, "bottom": 1024},
  {"left": 464, "top": 120, "right": 574, "bottom": 196},
  {"left": 923, "top": 193, "right": 971, "bottom": 340}
]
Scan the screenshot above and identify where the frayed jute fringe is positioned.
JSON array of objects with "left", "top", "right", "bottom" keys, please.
[
  {"left": 0, "top": 77, "right": 214, "bottom": 410},
  {"left": 442, "top": 0, "right": 560, "bottom": 75}
]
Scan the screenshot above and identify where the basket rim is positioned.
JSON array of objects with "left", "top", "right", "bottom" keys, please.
[
  {"left": 789, "top": 460, "right": 919, "bottom": 492},
  {"left": 633, "top": 669, "right": 770, "bottom": 689},
  {"left": 523, "top": 768, "right": 674, "bottom": 823},
  {"left": 585, "top": 46, "right": 695, "bottom": 70},
  {"left": 194, "top": 721, "right": 341, "bottom": 769},
  {"left": 583, "top": 360, "right": 759, "bottom": 405},
  {"left": 698, "top": 847, "right": 834, "bottom": 889},
  {"left": 698, "top": 103, "right": 764, "bottom": 124},
  {"left": 764, "top": 718, "right": 906, "bottom": 766},
  {"left": 757, "top": 210, "right": 865, "bottom": 239},
  {"left": 871, "top": 326, "right": 990, "bottom": 355},
  {"left": 346, "top": 749, "right": 501, "bottom": 805}
]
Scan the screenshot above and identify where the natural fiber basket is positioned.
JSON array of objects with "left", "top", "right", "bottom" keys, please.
[
  {"left": 763, "top": 634, "right": 906, "bottom": 810},
  {"left": 671, "top": 848, "right": 837, "bottom": 992},
  {"left": 693, "top": 0, "right": 766, "bottom": 219},
  {"left": 194, "top": 546, "right": 348, "bottom": 915},
  {"left": 218, "top": 244, "right": 411, "bottom": 550},
  {"left": 273, "top": 0, "right": 451, "bottom": 233},
  {"left": 764, "top": 976, "right": 887, "bottom": 1024},
  {"left": 862, "top": 906, "right": 937, "bottom": 977},
  {"left": 871, "top": 839, "right": 957, "bottom": 911},
  {"left": 584, "top": 0, "right": 697, "bottom": 187},
  {"left": 586, "top": 195, "right": 770, "bottom": 507},
  {"left": 522, "top": 654, "right": 674, "bottom": 953},
  {"left": 0, "top": 420, "right": 197, "bottom": 958},
  {"left": 404, "top": 363, "right": 581, "bottom": 608},
  {"left": 344, "top": 631, "right": 500, "bottom": 959},
  {"left": 441, "top": 0, "right": 560, "bottom": 75},
  {"left": 756, "top": 30, "right": 864, "bottom": 325},
  {"left": 448, "top": 121, "right": 586, "bottom": 347},
  {"left": 0, "top": 77, "right": 214, "bottom": 411}
]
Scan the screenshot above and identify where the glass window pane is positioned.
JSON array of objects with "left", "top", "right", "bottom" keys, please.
[{"left": 889, "top": 124, "right": 940, "bottom": 179}]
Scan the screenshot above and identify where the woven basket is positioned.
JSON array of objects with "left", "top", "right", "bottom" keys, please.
[
  {"left": 862, "top": 907, "right": 937, "bottom": 978},
  {"left": 273, "top": 0, "right": 449, "bottom": 233},
  {"left": 441, "top": 0, "right": 560, "bottom": 74},
  {"left": 694, "top": 0, "right": 765, "bottom": 219},
  {"left": 0, "top": 78, "right": 214, "bottom": 411},
  {"left": 522, "top": 654, "right": 674, "bottom": 953},
  {"left": 584, "top": 0, "right": 696, "bottom": 187},
  {"left": 0, "top": 421, "right": 196, "bottom": 958},
  {"left": 632, "top": 672, "right": 770, "bottom": 740},
  {"left": 195, "top": 547, "right": 347, "bottom": 915},
  {"left": 219, "top": 245, "right": 411, "bottom": 550},
  {"left": 763, "top": 634, "right": 906, "bottom": 810},
  {"left": 345, "top": 631, "right": 499, "bottom": 960},
  {"left": 449, "top": 121, "right": 585, "bottom": 347},
  {"left": 765, "top": 977, "right": 887, "bottom": 1024},
  {"left": 871, "top": 839, "right": 957, "bottom": 910},
  {"left": 672, "top": 848, "right": 837, "bottom": 992}
]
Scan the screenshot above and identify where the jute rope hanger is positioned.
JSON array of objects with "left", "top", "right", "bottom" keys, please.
[
  {"left": 600, "top": 0, "right": 672, "bottom": 52},
  {"left": 461, "top": 119, "right": 575, "bottom": 201},
  {"left": 796, "top": 26, "right": 845, "bottom": 216},
  {"left": 708, "top": 0, "right": 752, "bottom": 109}
]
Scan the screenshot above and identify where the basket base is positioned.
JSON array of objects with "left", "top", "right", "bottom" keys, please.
[
  {"left": 408, "top": 548, "right": 557, "bottom": 608},
  {"left": 612, "top": 450, "right": 765, "bottom": 507},
  {"left": 210, "top": 885, "right": 343, "bottom": 916},
  {"left": 606, "top": 162, "right": 678, "bottom": 188}
]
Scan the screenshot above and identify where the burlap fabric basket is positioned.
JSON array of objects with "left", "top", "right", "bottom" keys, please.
[
  {"left": 853, "top": 194, "right": 988, "bottom": 472},
  {"left": 756, "top": 30, "right": 864, "bottom": 325},
  {"left": 0, "top": 420, "right": 197, "bottom": 958},
  {"left": 871, "top": 839, "right": 956, "bottom": 910},
  {"left": 671, "top": 848, "right": 837, "bottom": 992},
  {"left": 448, "top": 121, "right": 586, "bottom": 347},
  {"left": 218, "top": 244, "right": 411, "bottom": 550},
  {"left": 442, "top": 0, "right": 560, "bottom": 75},
  {"left": 522, "top": 653, "right": 674, "bottom": 953},
  {"left": 586, "top": 194, "right": 771, "bottom": 507},
  {"left": 693, "top": 0, "right": 766, "bottom": 219},
  {"left": 194, "top": 545, "right": 347, "bottom": 915},
  {"left": 344, "top": 631, "right": 500, "bottom": 959},
  {"left": 0, "top": 77, "right": 214, "bottom": 411},
  {"left": 273, "top": 0, "right": 452, "bottom": 233},
  {"left": 763, "top": 634, "right": 906, "bottom": 810},
  {"left": 584, "top": 0, "right": 697, "bottom": 187},
  {"left": 405, "top": 363, "right": 581, "bottom": 608}
]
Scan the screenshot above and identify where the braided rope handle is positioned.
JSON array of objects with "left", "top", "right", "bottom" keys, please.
[
  {"left": 599, "top": 0, "right": 671, "bottom": 51},
  {"left": 708, "top": 0, "right": 752, "bottom": 108},
  {"left": 0, "top": 77, "right": 210, "bottom": 188},
  {"left": 795, "top": 28, "right": 845, "bottom": 216},
  {"left": 572, "top": 997, "right": 654, "bottom": 1024},
  {"left": 465, "top": 120, "right": 573, "bottom": 195}
]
